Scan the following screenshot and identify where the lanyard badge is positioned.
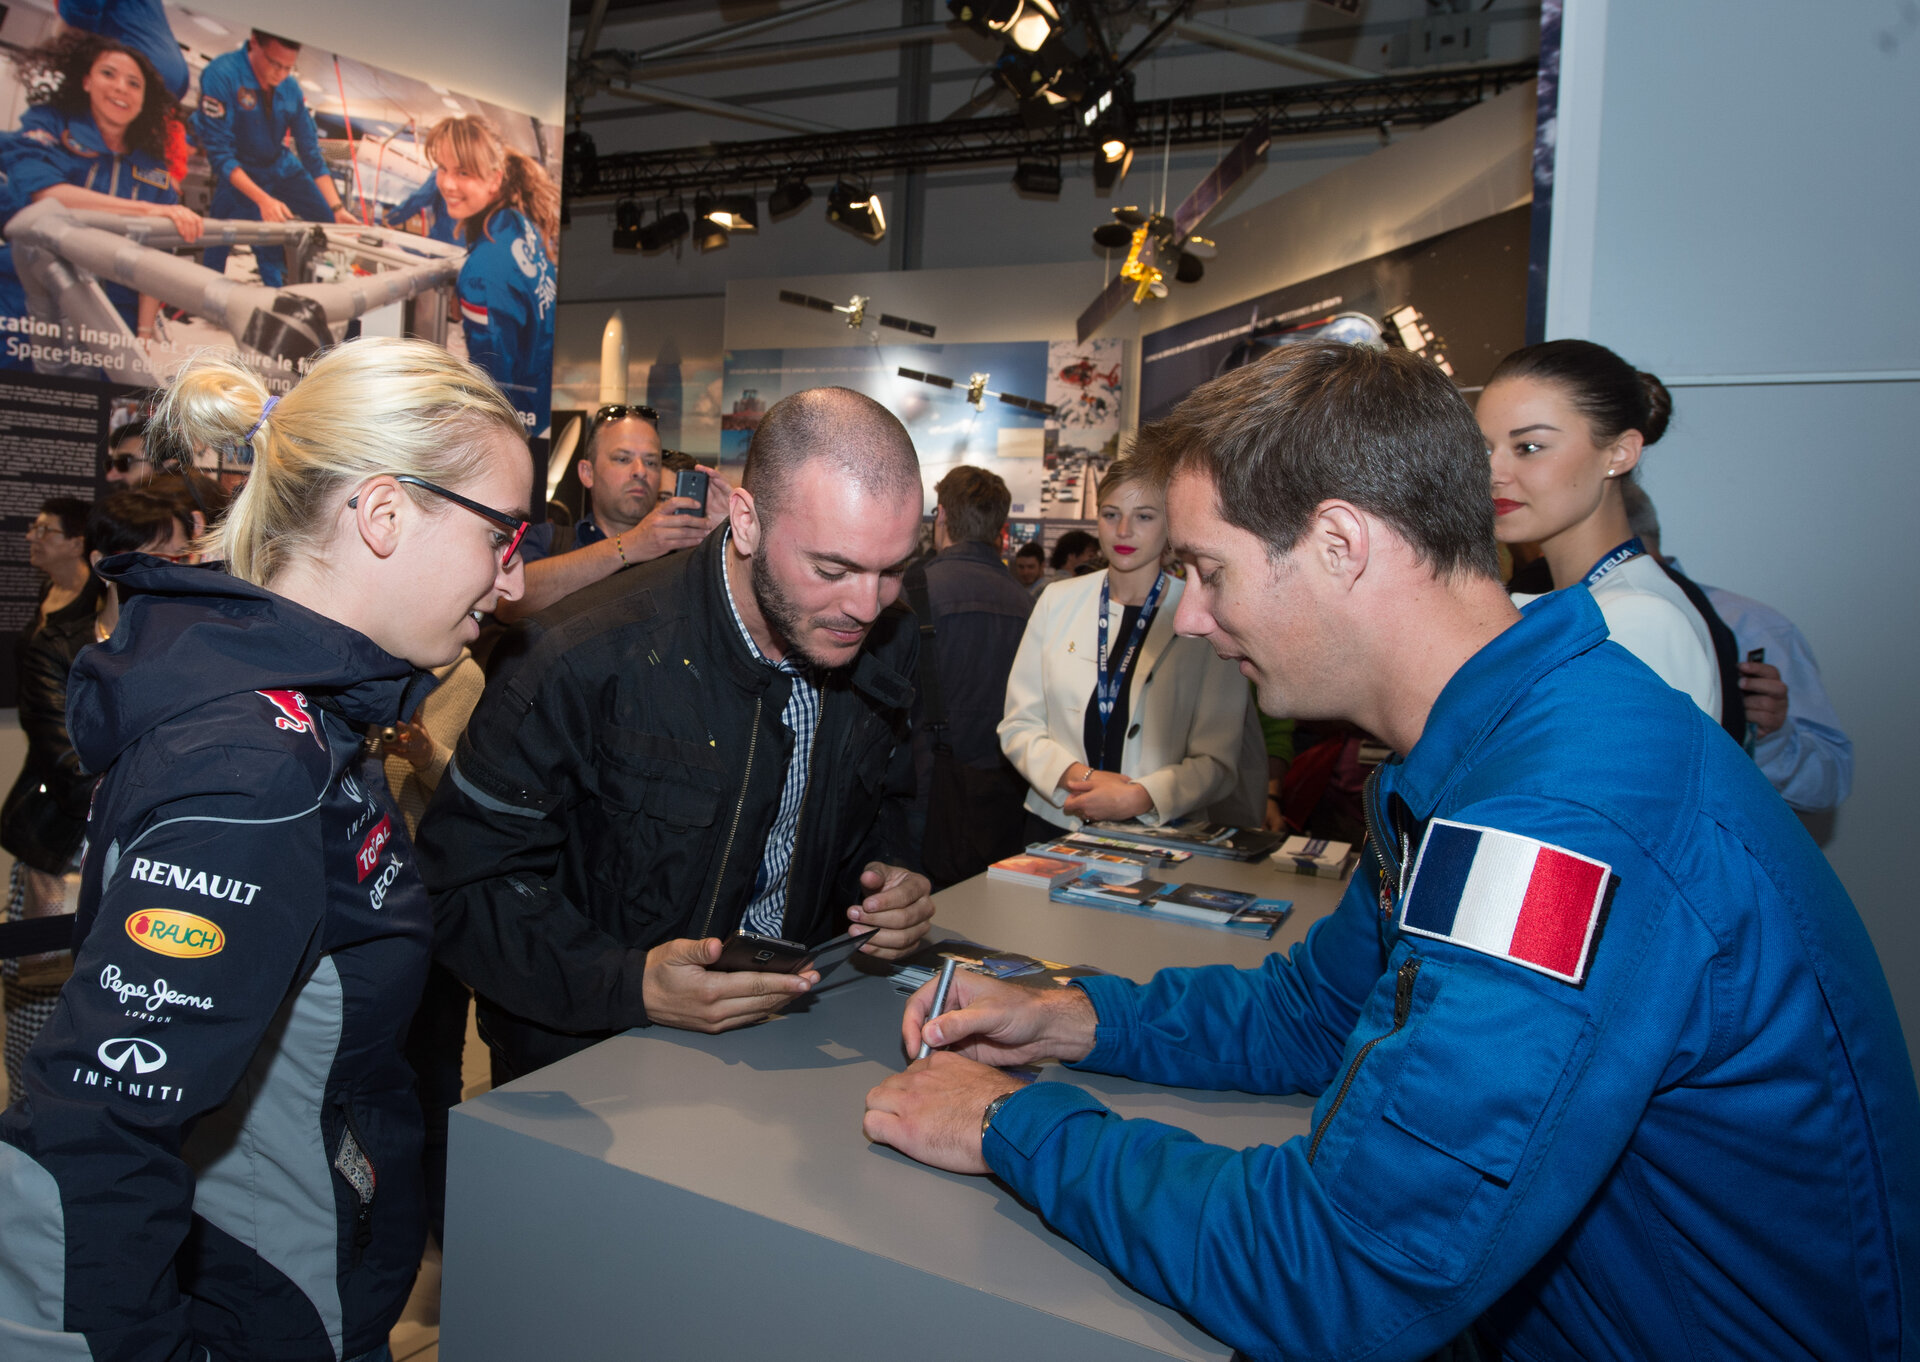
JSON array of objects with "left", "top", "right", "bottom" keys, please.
[
  {"left": 1094, "top": 571, "right": 1167, "bottom": 748},
  {"left": 1582, "top": 536, "right": 1646, "bottom": 589}
]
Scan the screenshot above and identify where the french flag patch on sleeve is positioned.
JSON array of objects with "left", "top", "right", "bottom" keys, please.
[
  {"left": 459, "top": 296, "right": 489, "bottom": 327},
  {"left": 1399, "top": 819, "right": 1612, "bottom": 985}
]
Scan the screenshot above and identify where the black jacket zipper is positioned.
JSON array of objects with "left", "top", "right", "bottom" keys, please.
[
  {"left": 698, "top": 695, "right": 762, "bottom": 939},
  {"left": 1306, "top": 955, "right": 1422, "bottom": 1165}
]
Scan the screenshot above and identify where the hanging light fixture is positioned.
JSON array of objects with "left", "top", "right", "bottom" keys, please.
[{"left": 825, "top": 178, "right": 886, "bottom": 241}]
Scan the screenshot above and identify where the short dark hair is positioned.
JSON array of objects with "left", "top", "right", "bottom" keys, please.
[
  {"left": 934, "top": 465, "right": 1010, "bottom": 544},
  {"left": 743, "top": 387, "right": 920, "bottom": 523},
  {"left": 1014, "top": 542, "right": 1045, "bottom": 563},
  {"left": 42, "top": 496, "right": 92, "bottom": 541},
  {"left": 1050, "top": 529, "right": 1097, "bottom": 570},
  {"left": 1131, "top": 341, "right": 1500, "bottom": 580},
  {"left": 1487, "top": 339, "right": 1672, "bottom": 447},
  {"left": 250, "top": 29, "right": 302, "bottom": 53},
  {"left": 108, "top": 418, "right": 149, "bottom": 451},
  {"left": 87, "top": 488, "right": 184, "bottom": 557}
]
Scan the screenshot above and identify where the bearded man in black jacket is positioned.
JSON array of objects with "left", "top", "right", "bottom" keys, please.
[{"left": 419, "top": 387, "right": 936, "bottom": 1080}]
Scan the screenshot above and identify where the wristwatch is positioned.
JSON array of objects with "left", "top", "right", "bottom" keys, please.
[{"left": 981, "top": 1089, "right": 1017, "bottom": 1139}]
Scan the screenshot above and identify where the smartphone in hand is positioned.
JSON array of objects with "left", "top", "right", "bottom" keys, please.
[{"left": 673, "top": 468, "right": 709, "bottom": 515}]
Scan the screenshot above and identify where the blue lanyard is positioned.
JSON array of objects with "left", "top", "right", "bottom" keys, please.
[
  {"left": 1582, "top": 537, "right": 1646, "bottom": 589},
  {"left": 1096, "top": 571, "right": 1166, "bottom": 739}
]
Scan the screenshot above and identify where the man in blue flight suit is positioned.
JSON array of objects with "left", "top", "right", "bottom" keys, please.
[
  {"left": 190, "top": 29, "right": 357, "bottom": 286},
  {"left": 865, "top": 341, "right": 1920, "bottom": 1361}
]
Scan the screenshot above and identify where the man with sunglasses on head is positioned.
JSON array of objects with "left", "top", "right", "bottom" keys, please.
[
  {"left": 498, "top": 403, "right": 729, "bottom": 622},
  {"left": 418, "top": 386, "right": 937, "bottom": 1081}
]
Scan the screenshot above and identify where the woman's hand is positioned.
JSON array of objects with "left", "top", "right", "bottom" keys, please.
[
  {"left": 1062, "top": 768, "right": 1152, "bottom": 821},
  {"left": 149, "top": 202, "right": 203, "bottom": 242}
]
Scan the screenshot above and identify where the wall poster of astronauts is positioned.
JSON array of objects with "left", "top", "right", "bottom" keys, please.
[
  {"left": 1136, "top": 205, "right": 1531, "bottom": 424},
  {"left": 0, "top": 0, "right": 562, "bottom": 695}
]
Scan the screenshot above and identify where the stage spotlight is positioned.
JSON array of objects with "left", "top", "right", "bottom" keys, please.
[
  {"left": 612, "top": 199, "right": 643, "bottom": 252},
  {"left": 1092, "top": 143, "right": 1132, "bottom": 191},
  {"left": 1013, "top": 158, "right": 1062, "bottom": 196},
  {"left": 703, "top": 192, "right": 759, "bottom": 233},
  {"left": 638, "top": 207, "right": 688, "bottom": 252},
  {"left": 768, "top": 176, "right": 812, "bottom": 216},
  {"left": 999, "top": 0, "right": 1059, "bottom": 52},
  {"left": 692, "top": 200, "right": 730, "bottom": 251},
  {"left": 826, "top": 179, "right": 886, "bottom": 241}
]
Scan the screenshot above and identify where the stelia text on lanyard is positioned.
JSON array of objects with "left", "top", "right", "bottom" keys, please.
[
  {"left": 1582, "top": 537, "right": 1647, "bottom": 590},
  {"left": 1095, "top": 570, "right": 1168, "bottom": 750}
]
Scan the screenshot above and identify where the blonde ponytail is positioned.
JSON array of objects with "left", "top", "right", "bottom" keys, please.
[{"left": 156, "top": 338, "right": 525, "bottom": 587}]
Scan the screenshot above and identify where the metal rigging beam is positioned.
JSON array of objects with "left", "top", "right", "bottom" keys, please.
[{"left": 573, "top": 61, "right": 1536, "bottom": 199}]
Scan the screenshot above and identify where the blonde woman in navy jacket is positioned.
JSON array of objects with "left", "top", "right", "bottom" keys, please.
[{"left": 999, "top": 460, "right": 1247, "bottom": 834}]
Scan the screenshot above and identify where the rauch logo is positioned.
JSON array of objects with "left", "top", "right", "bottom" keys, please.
[{"left": 125, "top": 908, "right": 225, "bottom": 959}]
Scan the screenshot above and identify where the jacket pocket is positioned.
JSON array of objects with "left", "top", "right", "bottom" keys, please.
[
  {"left": 1317, "top": 952, "right": 1588, "bottom": 1281},
  {"left": 330, "top": 1098, "right": 376, "bottom": 1268}
]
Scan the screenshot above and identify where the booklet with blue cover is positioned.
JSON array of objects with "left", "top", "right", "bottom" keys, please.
[{"left": 1049, "top": 869, "right": 1291, "bottom": 938}]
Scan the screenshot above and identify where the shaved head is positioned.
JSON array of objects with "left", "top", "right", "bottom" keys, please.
[{"left": 743, "top": 387, "right": 921, "bottom": 522}]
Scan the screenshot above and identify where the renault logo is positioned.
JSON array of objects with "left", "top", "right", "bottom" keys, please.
[{"left": 97, "top": 1036, "right": 167, "bottom": 1075}]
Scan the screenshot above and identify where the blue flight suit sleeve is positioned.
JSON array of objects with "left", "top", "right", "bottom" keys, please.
[
  {"left": 0, "top": 744, "right": 331, "bottom": 1362},
  {"left": 983, "top": 794, "right": 1708, "bottom": 1362},
  {"left": 192, "top": 55, "right": 244, "bottom": 187},
  {"left": 280, "top": 83, "right": 328, "bottom": 182},
  {"left": 1, "top": 107, "right": 83, "bottom": 206},
  {"left": 1073, "top": 870, "right": 1387, "bottom": 1095},
  {"left": 383, "top": 177, "right": 442, "bottom": 227}
]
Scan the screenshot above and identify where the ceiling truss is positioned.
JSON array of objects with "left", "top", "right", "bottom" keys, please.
[{"left": 572, "top": 60, "right": 1537, "bottom": 201}]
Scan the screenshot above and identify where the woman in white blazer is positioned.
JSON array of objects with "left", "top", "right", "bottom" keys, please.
[{"left": 999, "top": 460, "right": 1249, "bottom": 835}]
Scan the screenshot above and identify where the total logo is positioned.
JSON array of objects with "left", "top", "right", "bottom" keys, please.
[
  {"left": 356, "top": 814, "right": 393, "bottom": 883},
  {"left": 125, "top": 908, "right": 224, "bottom": 959},
  {"left": 72, "top": 1035, "right": 183, "bottom": 1102}
]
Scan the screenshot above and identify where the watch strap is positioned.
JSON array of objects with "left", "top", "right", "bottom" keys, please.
[{"left": 981, "top": 1089, "right": 1016, "bottom": 1139}]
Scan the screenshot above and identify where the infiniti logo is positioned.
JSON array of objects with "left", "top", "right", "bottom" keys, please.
[{"left": 97, "top": 1036, "right": 167, "bottom": 1075}]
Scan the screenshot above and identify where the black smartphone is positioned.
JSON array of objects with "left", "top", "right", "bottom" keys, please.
[
  {"left": 711, "top": 926, "right": 876, "bottom": 975},
  {"left": 1746, "top": 648, "right": 1766, "bottom": 664},
  {"left": 672, "top": 468, "right": 708, "bottom": 514}
]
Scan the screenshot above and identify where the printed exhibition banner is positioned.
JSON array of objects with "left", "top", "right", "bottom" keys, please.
[
  {"left": 722, "top": 336, "right": 1123, "bottom": 521},
  {"left": 0, "top": 0, "right": 561, "bottom": 697}
]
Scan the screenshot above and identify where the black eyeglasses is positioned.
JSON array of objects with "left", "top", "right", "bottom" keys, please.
[{"left": 349, "top": 474, "right": 529, "bottom": 570}]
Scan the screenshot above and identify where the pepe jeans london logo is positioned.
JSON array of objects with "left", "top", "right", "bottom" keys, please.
[{"left": 99, "top": 964, "right": 214, "bottom": 1020}]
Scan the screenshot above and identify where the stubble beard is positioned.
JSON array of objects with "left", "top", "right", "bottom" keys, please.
[{"left": 750, "top": 549, "right": 862, "bottom": 672}]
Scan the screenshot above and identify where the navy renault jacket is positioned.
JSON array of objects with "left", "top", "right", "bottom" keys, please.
[
  {"left": 983, "top": 586, "right": 1920, "bottom": 1361},
  {"left": 0, "top": 557, "right": 432, "bottom": 1362}
]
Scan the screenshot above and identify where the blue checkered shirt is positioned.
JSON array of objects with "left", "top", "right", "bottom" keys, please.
[{"left": 720, "top": 533, "right": 822, "bottom": 937}]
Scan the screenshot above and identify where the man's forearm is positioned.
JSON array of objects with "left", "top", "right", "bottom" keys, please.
[{"left": 496, "top": 537, "right": 628, "bottom": 622}]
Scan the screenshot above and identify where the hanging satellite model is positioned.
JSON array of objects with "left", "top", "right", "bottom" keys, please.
[
  {"left": 778, "top": 290, "right": 937, "bottom": 337},
  {"left": 1077, "top": 118, "right": 1271, "bottom": 342},
  {"left": 896, "top": 367, "right": 1057, "bottom": 416}
]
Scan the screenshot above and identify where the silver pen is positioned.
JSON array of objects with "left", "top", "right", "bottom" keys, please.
[{"left": 916, "top": 956, "right": 960, "bottom": 1060}]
